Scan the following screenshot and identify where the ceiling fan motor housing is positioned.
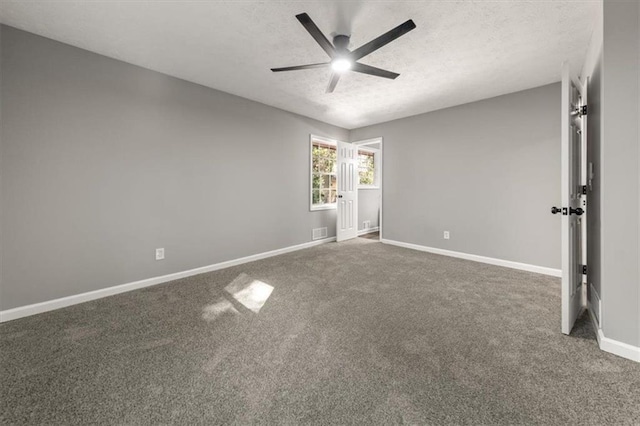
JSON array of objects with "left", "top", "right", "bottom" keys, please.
[{"left": 332, "top": 35, "right": 350, "bottom": 53}]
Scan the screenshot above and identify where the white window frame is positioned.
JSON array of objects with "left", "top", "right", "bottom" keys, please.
[
  {"left": 357, "top": 145, "right": 381, "bottom": 189},
  {"left": 310, "top": 135, "right": 339, "bottom": 211}
]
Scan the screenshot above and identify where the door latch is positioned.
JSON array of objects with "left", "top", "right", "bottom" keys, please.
[{"left": 550, "top": 207, "right": 584, "bottom": 216}]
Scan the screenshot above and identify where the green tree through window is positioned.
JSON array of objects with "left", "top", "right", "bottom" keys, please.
[{"left": 311, "top": 142, "right": 337, "bottom": 207}]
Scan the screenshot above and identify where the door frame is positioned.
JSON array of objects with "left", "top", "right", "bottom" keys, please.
[{"left": 353, "top": 137, "right": 383, "bottom": 241}]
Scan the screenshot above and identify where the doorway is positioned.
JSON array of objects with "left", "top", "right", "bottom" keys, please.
[{"left": 353, "top": 137, "right": 383, "bottom": 242}]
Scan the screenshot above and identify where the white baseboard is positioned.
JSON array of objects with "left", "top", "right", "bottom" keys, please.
[
  {"left": 0, "top": 237, "right": 336, "bottom": 323},
  {"left": 588, "top": 305, "right": 640, "bottom": 363},
  {"left": 380, "top": 238, "right": 638, "bottom": 363},
  {"left": 380, "top": 239, "right": 561, "bottom": 277},
  {"left": 357, "top": 226, "right": 379, "bottom": 236}
]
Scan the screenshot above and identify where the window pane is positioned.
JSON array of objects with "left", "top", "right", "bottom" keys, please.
[
  {"left": 312, "top": 143, "right": 337, "bottom": 174},
  {"left": 328, "top": 190, "right": 337, "bottom": 204},
  {"left": 321, "top": 189, "right": 331, "bottom": 204},
  {"left": 311, "top": 140, "right": 338, "bottom": 208}
]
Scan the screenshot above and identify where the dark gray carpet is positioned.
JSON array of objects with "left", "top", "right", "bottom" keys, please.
[{"left": 1, "top": 239, "right": 639, "bottom": 425}]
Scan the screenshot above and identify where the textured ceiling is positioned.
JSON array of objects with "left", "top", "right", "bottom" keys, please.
[{"left": 0, "top": 0, "right": 599, "bottom": 129}]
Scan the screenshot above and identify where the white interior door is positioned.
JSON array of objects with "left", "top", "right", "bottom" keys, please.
[
  {"left": 560, "top": 61, "right": 587, "bottom": 335},
  {"left": 336, "top": 141, "right": 358, "bottom": 242}
]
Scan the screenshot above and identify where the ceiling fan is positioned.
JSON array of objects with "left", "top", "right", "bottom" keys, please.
[{"left": 271, "top": 13, "right": 416, "bottom": 93}]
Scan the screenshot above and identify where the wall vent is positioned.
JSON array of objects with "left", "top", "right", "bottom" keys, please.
[{"left": 312, "top": 227, "right": 328, "bottom": 240}]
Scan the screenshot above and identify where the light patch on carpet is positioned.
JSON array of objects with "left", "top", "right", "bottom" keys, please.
[
  {"left": 202, "top": 298, "right": 239, "bottom": 322},
  {"left": 224, "top": 273, "right": 274, "bottom": 313}
]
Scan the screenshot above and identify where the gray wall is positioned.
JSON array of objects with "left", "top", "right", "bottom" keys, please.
[
  {"left": 599, "top": 0, "right": 639, "bottom": 347},
  {"left": 351, "top": 84, "right": 562, "bottom": 269},
  {"left": 358, "top": 189, "right": 380, "bottom": 231},
  {"left": 0, "top": 25, "right": 4, "bottom": 311},
  {"left": 579, "top": 0, "right": 639, "bottom": 348},
  {"left": 0, "top": 26, "right": 348, "bottom": 310}
]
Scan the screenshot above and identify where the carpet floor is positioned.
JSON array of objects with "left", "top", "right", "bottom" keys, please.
[{"left": 1, "top": 239, "right": 639, "bottom": 425}]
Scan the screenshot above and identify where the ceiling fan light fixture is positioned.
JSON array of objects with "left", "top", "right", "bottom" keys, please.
[
  {"left": 271, "top": 13, "right": 415, "bottom": 92},
  {"left": 331, "top": 58, "right": 352, "bottom": 73}
]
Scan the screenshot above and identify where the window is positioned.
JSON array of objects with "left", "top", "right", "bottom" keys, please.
[
  {"left": 357, "top": 147, "right": 380, "bottom": 189},
  {"left": 310, "top": 136, "right": 337, "bottom": 210}
]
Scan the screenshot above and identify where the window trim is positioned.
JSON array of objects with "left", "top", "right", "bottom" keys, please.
[
  {"left": 357, "top": 145, "right": 381, "bottom": 189},
  {"left": 310, "top": 135, "right": 339, "bottom": 211}
]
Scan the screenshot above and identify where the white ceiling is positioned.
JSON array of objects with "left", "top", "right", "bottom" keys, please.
[{"left": 0, "top": 0, "right": 599, "bottom": 129}]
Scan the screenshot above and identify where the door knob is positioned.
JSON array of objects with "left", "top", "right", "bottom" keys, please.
[
  {"left": 551, "top": 206, "right": 584, "bottom": 216},
  {"left": 338, "top": 195, "right": 343, "bottom": 198},
  {"left": 570, "top": 207, "right": 584, "bottom": 216}
]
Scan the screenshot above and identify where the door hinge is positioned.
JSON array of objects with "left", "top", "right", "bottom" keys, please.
[
  {"left": 572, "top": 104, "right": 588, "bottom": 117},
  {"left": 581, "top": 264, "right": 588, "bottom": 275}
]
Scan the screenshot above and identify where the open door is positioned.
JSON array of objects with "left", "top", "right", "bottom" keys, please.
[
  {"left": 336, "top": 140, "right": 358, "bottom": 242},
  {"left": 557, "top": 62, "right": 588, "bottom": 334}
]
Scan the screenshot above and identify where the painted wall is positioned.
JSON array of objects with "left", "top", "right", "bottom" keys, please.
[
  {"left": 358, "top": 189, "right": 380, "bottom": 231},
  {"left": 0, "top": 26, "right": 348, "bottom": 310},
  {"left": 351, "top": 84, "right": 562, "bottom": 269},
  {"left": 599, "top": 0, "right": 639, "bottom": 347},
  {"left": 580, "top": 0, "right": 639, "bottom": 349}
]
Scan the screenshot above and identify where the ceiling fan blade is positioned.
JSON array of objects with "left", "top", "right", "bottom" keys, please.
[
  {"left": 326, "top": 73, "right": 341, "bottom": 93},
  {"left": 350, "top": 19, "right": 416, "bottom": 61},
  {"left": 271, "top": 63, "right": 330, "bottom": 72},
  {"left": 296, "top": 13, "right": 336, "bottom": 58},
  {"left": 351, "top": 63, "right": 399, "bottom": 79}
]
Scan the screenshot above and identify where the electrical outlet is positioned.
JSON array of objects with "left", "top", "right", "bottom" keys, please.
[
  {"left": 155, "top": 248, "right": 165, "bottom": 260},
  {"left": 363, "top": 220, "right": 371, "bottom": 229},
  {"left": 443, "top": 231, "right": 450, "bottom": 240}
]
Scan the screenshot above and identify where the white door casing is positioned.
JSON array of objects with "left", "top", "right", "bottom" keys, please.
[
  {"left": 336, "top": 141, "right": 358, "bottom": 242},
  {"left": 560, "top": 61, "right": 587, "bottom": 335}
]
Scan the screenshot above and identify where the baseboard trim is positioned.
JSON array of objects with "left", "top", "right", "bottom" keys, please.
[
  {"left": 357, "top": 226, "right": 379, "bottom": 236},
  {"left": 380, "top": 239, "right": 561, "bottom": 277},
  {"left": 588, "top": 305, "right": 640, "bottom": 363},
  {"left": 0, "top": 237, "right": 336, "bottom": 323}
]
